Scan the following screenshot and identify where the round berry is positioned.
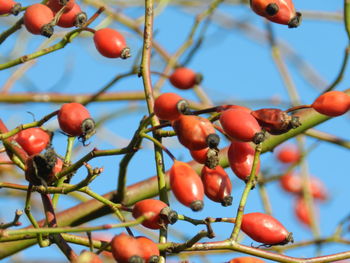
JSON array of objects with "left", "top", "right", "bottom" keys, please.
[
  {"left": 276, "top": 144, "right": 301, "bottom": 164},
  {"left": 154, "top": 92, "right": 188, "bottom": 121},
  {"left": 57, "top": 3, "right": 86, "bottom": 28},
  {"left": 24, "top": 4, "right": 54, "bottom": 37},
  {"left": 169, "top": 67, "right": 201, "bottom": 90},
  {"left": 15, "top": 127, "right": 50, "bottom": 156},
  {"left": 132, "top": 199, "right": 177, "bottom": 229},
  {"left": 93, "top": 28, "right": 130, "bottom": 59},
  {"left": 47, "top": 0, "right": 75, "bottom": 13},
  {"left": 172, "top": 115, "right": 216, "bottom": 150},
  {"left": 57, "top": 103, "right": 95, "bottom": 141}
]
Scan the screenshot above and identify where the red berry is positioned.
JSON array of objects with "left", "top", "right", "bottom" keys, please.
[
  {"left": 311, "top": 91, "right": 350, "bottom": 117},
  {"left": 276, "top": 144, "right": 301, "bottom": 164},
  {"left": 190, "top": 147, "right": 209, "bottom": 164},
  {"left": 75, "top": 251, "right": 103, "bottom": 263},
  {"left": 228, "top": 141, "right": 260, "bottom": 181},
  {"left": 58, "top": 102, "right": 95, "bottom": 140},
  {"left": 57, "top": 3, "right": 86, "bottom": 28},
  {"left": 169, "top": 67, "right": 201, "bottom": 90},
  {"left": 220, "top": 109, "right": 263, "bottom": 143},
  {"left": 172, "top": 115, "right": 216, "bottom": 150},
  {"left": 280, "top": 172, "right": 328, "bottom": 201},
  {"left": 47, "top": 0, "right": 75, "bottom": 13},
  {"left": 251, "top": 108, "right": 300, "bottom": 135},
  {"left": 250, "top": 0, "right": 301, "bottom": 28},
  {"left": 136, "top": 236, "right": 160, "bottom": 263},
  {"left": 241, "top": 212, "right": 293, "bottom": 245},
  {"left": 218, "top": 104, "right": 252, "bottom": 113},
  {"left": 0, "top": 0, "right": 21, "bottom": 15},
  {"left": 201, "top": 165, "right": 232, "bottom": 206},
  {"left": 132, "top": 199, "right": 177, "bottom": 229},
  {"left": 93, "top": 28, "right": 130, "bottom": 59},
  {"left": 24, "top": 4, "right": 54, "bottom": 37},
  {"left": 279, "top": 172, "right": 301, "bottom": 194},
  {"left": 15, "top": 128, "right": 50, "bottom": 156},
  {"left": 111, "top": 233, "right": 143, "bottom": 263},
  {"left": 154, "top": 93, "right": 188, "bottom": 121},
  {"left": 294, "top": 198, "right": 315, "bottom": 227},
  {"left": 170, "top": 160, "right": 204, "bottom": 211},
  {"left": 228, "top": 257, "right": 265, "bottom": 263}
]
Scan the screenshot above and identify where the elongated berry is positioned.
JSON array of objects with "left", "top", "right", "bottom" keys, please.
[
  {"left": 312, "top": 91, "right": 350, "bottom": 117},
  {"left": 170, "top": 160, "right": 204, "bottom": 211},
  {"left": 241, "top": 212, "right": 293, "bottom": 245},
  {"left": 201, "top": 165, "right": 232, "bottom": 206}
]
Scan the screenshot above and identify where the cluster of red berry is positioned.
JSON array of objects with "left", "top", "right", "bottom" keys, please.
[
  {"left": 13, "top": 102, "right": 94, "bottom": 186},
  {"left": 276, "top": 145, "right": 328, "bottom": 227},
  {"left": 1, "top": 0, "right": 130, "bottom": 59}
]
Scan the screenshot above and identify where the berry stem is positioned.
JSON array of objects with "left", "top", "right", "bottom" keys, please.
[
  {"left": 285, "top": 105, "right": 312, "bottom": 113},
  {"left": 140, "top": 133, "right": 176, "bottom": 162},
  {"left": 230, "top": 143, "right": 262, "bottom": 241}
]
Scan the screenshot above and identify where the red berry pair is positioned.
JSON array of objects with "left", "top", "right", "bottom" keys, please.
[
  {"left": 280, "top": 172, "right": 328, "bottom": 201},
  {"left": 111, "top": 233, "right": 159, "bottom": 263},
  {"left": 250, "top": 0, "right": 302, "bottom": 28}
]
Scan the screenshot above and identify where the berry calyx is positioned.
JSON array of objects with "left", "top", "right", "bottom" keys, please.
[
  {"left": 93, "top": 28, "right": 130, "bottom": 59},
  {"left": 169, "top": 67, "right": 202, "bottom": 90}
]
